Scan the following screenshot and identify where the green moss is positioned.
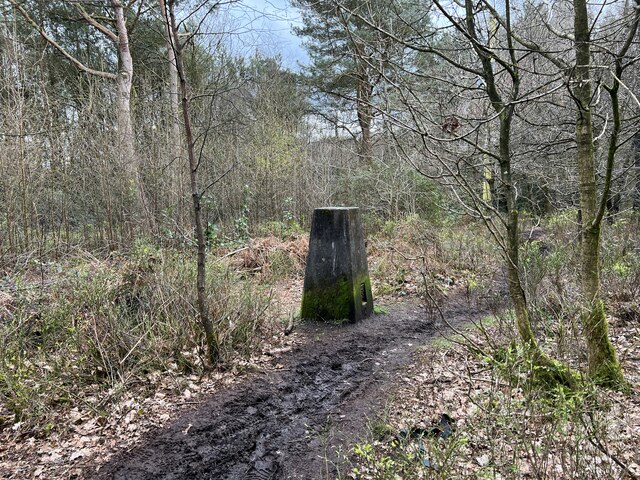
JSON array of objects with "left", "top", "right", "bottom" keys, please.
[
  {"left": 478, "top": 314, "right": 498, "bottom": 327},
  {"left": 530, "top": 358, "right": 580, "bottom": 391},
  {"left": 584, "top": 300, "right": 627, "bottom": 391},
  {"left": 301, "top": 272, "right": 373, "bottom": 322},
  {"left": 431, "top": 337, "right": 454, "bottom": 349},
  {"left": 373, "top": 305, "right": 389, "bottom": 315},
  {"left": 591, "top": 360, "right": 628, "bottom": 392},
  {"left": 301, "top": 276, "right": 354, "bottom": 321},
  {"left": 491, "top": 342, "right": 580, "bottom": 391}
]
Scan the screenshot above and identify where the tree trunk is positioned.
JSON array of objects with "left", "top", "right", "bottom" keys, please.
[
  {"left": 497, "top": 108, "right": 572, "bottom": 383},
  {"left": 499, "top": 112, "right": 534, "bottom": 345},
  {"left": 159, "top": 0, "right": 184, "bottom": 227},
  {"left": 112, "top": 0, "right": 154, "bottom": 234},
  {"left": 18, "top": 101, "right": 30, "bottom": 251},
  {"left": 167, "top": 0, "right": 218, "bottom": 365},
  {"left": 465, "top": 0, "right": 539, "bottom": 351},
  {"left": 572, "top": 0, "right": 624, "bottom": 387},
  {"left": 634, "top": 132, "right": 640, "bottom": 210},
  {"left": 460, "top": 0, "right": 574, "bottom": 385},
  {"left": 354, "top": 42, "right": 373, "bottom": 163}
]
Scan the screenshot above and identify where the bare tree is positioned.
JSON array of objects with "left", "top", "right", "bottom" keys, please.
[
  {"left": 158, "top": 0, "right": 185, "bottom": 224},
  {"left": 161, "top": 0, "right": 244, "bottom": 365},
  {"left": 317, "top": 0, "right": 640, "bottom": 387},
  {"left": 316, "top": 0, "right": 577, "bottom": 384},
  {"left": 571, "top": 0, "right": 639, "bottom": 387},
  {"left": 9, "top": 0, "right": 154, "bottom": 233}
]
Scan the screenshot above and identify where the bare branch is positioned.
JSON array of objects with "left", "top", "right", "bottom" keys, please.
[
  {"left": 72, "top": 1, "right": 119, "bottom": 43},
  {"left": 8, "top": 0, "right": 117, "bottom": 80}
]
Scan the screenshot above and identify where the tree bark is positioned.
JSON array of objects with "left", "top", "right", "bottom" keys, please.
[
  {"left": 572, "top": 0, "right": 624, "bottom": 387},
  {"left": 113, "top": 1, "right": 136, "bottom": 201},
  {"left": 112, "top": 0, "right": 154, "bottom": 234},
  {"left": 354, "top": 41, "right": 374, "bottom": 163},
  {"left": 166, "top": 0, "right": 218, "bottom": 365},
  {"left": 464, "top": 0, "right": 533, "bottom": 348},
  {"left": 634, "top": 132, "right": 640, "bottom": 210},
  {"left": 159, "top": 0, "right": 184, "bottom": 226}
]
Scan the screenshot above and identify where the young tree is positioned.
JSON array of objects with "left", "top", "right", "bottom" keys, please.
[
  {"left": 159, "top": 0, "right": 184, "bottom": 223},
  {"left": 161, "top": 0, "right": 216, "bottom": 364},
  {"left": 570, "top": 0, "right": 639, "bottom": 387},
  {"left": 318, "top": 0, "right": 576, "bottom": 384}
]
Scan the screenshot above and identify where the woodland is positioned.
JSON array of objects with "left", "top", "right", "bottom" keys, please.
[{"left": 0, "top": 0, "right": 639, "bottom": 478}]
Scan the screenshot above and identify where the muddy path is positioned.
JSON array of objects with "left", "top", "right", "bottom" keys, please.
[{"left": 94, "top": 298, "right": 484, "bottom": 480}]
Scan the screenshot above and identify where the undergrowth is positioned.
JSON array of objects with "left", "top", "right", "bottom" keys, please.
[
  {"left": 0, "top": 241, "right": 274, "bottom": 428},
  {"left": 341, "top": 212, "right": 639, "bottom": 479},
  {"left": 341, "top": 318, "right": 633, "bottom": 479}
]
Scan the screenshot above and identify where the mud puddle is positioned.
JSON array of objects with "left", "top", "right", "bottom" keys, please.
[{"left": 94, "top": 299, "right": 482, "bottom": 480}]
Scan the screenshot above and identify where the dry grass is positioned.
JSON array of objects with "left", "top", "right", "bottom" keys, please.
[
  {"left": 0, "top": 242, "right": 276, "bottom": 429},
  {"left": 231, "top": 234, "right": 309, "bottom": 279}
]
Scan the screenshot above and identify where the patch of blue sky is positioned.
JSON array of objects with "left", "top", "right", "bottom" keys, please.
[{"left": 216, "top": 0, "right": 309, "bottom": 70}]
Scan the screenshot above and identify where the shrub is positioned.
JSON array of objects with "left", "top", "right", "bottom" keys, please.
[{"left": 0, "top": 245, "right": 274, "bottom": 425}]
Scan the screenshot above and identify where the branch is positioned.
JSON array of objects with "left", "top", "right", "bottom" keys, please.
[
  {"left": 72, "top": 1, "right": 118, "bottom": 43},
  {"left": 9, "top": 1, "right": 116, "bottom": 80},
  {"left": 332, "top": 0, "right": 483, "bottom": 77},
  {"left": 539, "top": 8, "right": 575, "bottom": 42},
  {"left": 593, "top": 1, "right": 640, "bottom": 227},
  {"left": 479, "top": 0, "right": 569, "bottom": 71},
  {"left": 202, "top": 163, "right": 235, "bottom": 195},
  {"left": 435, "top": 0, "right": 517, "bottom": 83}
]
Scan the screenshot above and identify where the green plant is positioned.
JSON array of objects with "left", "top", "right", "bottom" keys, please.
[
  {"left": 265, "top": 249, "right": 296, "bottom": 279},
  {"left": 0, "top": 248, "right": 275, "bottom": 427},
  {"left": 205, "top": 222, "right": 220, "bottom": 246},
  {"left": 255, "top": 220, "right": 304, "bottom": 240},
  {"left": 373, "top": 305, "right": 389, "bottom": 315},
  {"left": 235, "top": 184, "right": 252, "bottom": 241}
]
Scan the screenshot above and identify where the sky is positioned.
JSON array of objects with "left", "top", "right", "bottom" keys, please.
[{"left": 220, "top": 0, "right": 309, "bottom": 70}]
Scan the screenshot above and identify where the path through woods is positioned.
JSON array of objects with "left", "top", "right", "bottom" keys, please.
[{"left": 94, "top": 298, "right": 484, "bottom": 480}]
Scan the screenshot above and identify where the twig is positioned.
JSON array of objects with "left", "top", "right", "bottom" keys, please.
[
  {"left": 218, "top": 246, "right": 249, "bottom": 260},
  {"left": 119, "top": 332, "right": 147, "bottom": 365},
  {"left": 581, "top": 411, "right": 638, "bottom": 479},
  {"left": 284, "top": 307, "right": 295, "bottom": 336}
]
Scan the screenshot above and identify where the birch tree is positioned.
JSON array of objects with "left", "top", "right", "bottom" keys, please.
[{"left": 9, "top": 0, "right": 154, "bottom": 233}]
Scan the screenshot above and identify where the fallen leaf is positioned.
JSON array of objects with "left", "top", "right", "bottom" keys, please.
[{"left": 70, "top": 449, "right": 88, "bottom": 461}]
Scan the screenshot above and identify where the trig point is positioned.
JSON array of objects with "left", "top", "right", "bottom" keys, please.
[{"left": 301, "top": 207, "right": 373, "bottom": 322}]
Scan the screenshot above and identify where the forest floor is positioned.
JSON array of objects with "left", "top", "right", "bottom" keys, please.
[
  {"left": 2, "top": 217, "right": 639, "bottom": 479},
  {"left": 0, "top": 274, "right": 485, "bottom": 480},
  {"left": 5, "top": 277, "right": 638, "bottom": 480},
  {"left": 90, "top": 291, "right": 481, "bottom": 480}
]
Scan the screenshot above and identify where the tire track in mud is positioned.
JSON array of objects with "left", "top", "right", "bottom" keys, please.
[{"left": 94, "top": 300, "right": 482, "bottom": 480}]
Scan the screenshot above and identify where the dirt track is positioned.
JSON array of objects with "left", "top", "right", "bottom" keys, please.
[{"left": 94, "top": 299, "right": 480, "bottom": 480}]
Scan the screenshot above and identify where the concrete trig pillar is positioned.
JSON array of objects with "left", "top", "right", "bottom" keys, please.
[{"left": 301, "top": 207, "right": 373, "bottom": 322}]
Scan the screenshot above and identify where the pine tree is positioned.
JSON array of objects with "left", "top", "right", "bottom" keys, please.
[{"left": 293, "top": 0, "right": 429, "bottom": 162}]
